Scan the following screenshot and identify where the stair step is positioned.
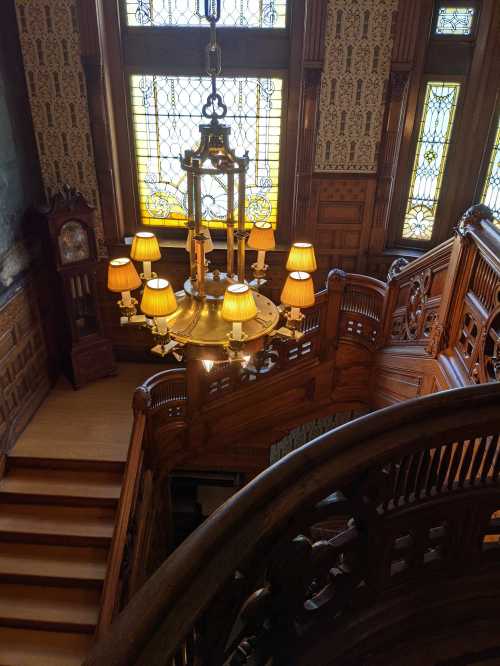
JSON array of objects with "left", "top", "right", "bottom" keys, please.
[
  {"left": 0, "top": 627, "right": 93, "bottom": 666},
  {"left": 0, "top": 583, "right": 100, "bottom": 633},
  {"left": 0, "top": 543, "right": 107, "bottom": 587},
  {"left": 0, "top": 505, "right": 114, "bottom": 547},
  {"left": 0, "top": 468, "right": 122, "bottom": 506},
  {"left": 8, "top": 454, "right": 124, "bottom": 474}
]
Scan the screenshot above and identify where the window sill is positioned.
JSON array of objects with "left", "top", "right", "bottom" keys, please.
[{"left": 123, "top": 236, "right": 290, "bottom": 253}]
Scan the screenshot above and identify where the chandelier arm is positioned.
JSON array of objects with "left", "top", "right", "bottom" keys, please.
[
  {"left": 237, "top": 170, "right": 247, "bottom": 282},
  {"left": 193, "top": 163, "right": 206, "bottom": 298},
  {"left": 186, "top": 170, "right": 197, "bottom": 283},
  {"left": 227, "top": 172, "right": 235, "bottom": 277}
]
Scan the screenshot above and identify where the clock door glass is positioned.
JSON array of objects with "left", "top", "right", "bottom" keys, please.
[{"left": 58, "top": 220, "right": 90, "bottom": 265}]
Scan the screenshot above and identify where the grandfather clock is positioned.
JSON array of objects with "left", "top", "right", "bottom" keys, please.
[{"left": 42, "top": 186, "right": 116, "bottom": 388}]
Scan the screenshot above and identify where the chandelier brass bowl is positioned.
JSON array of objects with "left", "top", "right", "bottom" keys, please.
[{"left": 166, "top": 272, "right": 280, "bottom": 347}]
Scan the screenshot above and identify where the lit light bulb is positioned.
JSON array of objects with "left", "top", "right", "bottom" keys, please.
[{"left": 202, "top": 359, "right": 215, "bottom": 373}]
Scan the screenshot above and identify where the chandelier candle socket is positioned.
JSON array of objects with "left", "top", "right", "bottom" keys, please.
[
  {"left": 141, "top": 278, "right": 177, "bottom": 336},
  {"left": 131, "top": 231, "right": 162, "bottom": 279},
  {"left": 222, "top": 283, "right": 258, "bottom": 341},
  {"left": 107, "top": 257, "right": 142, "bottom": 307},
  {"left": 286, "top": 242, "right": 317, "bottom": 273}
]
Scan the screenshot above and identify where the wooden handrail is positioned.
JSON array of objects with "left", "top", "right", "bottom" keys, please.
[
  {"left": 84, "top": 382, "right": 500, "bottom": 664},
  {"left": 97, "top": 410, "right": 146, "bottom": 635}
]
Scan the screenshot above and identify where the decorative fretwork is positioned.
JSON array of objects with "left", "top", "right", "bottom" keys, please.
[
  {"left": 458, "top": 310, "right": 480, "bottom": 361},
  {"left": 482, "top": 311, "right": 500, "bottom": 383},
  {"left": 402, "top": 82, "right": 460, "bottom": 241},
  {"left": 404, "top": 269, "right": 432, "bottom": 339},
  {"left": 124, "top": 0, "right": 287, "bottom": 28},
  {"left": 130, "top": 74, "right": 283, "bottom": 229},
  {"left": 435, "top": 7, "right": 475, "bottom": 35},
  {"left": 481, "top": 115, "right": 500, "bottom": 224}
]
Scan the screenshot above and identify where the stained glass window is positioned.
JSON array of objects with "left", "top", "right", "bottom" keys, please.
[
  {"left": 481, "top": 116, "right": 500, "bottom": 224},
  {"left": 125, "top": 0, "right": 287, "bottom": 28},
  {"left": 130, "top": 75, "right": 283, "bottom": 229},
  {"left": 435, "top": 7, "right": 475, "bottom": 35},
  {"left": 402, "top": 82, "right": 460, "bottom": 241}
]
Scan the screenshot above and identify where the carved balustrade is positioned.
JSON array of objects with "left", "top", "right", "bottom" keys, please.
[
  {"left": 379, "top": 206, "right": 499, "bottom": 398},
  {"left": 84, "top": 382, "right": 500, "bottom": 666}
]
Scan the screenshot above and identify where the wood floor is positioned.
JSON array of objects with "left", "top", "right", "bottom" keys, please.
[{"left": 0, "top": 362, "right": 160, "bottom": 666}]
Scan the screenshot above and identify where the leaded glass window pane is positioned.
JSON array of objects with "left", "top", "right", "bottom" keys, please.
[
  {"left": 130, "top": 75, "right": 282, "bottom": 229},
  {"left": 435, "top": 7, "right": 475, "bottom": 35},
  {"left": 402, "top": 82, "right": 460, "bottom": 241},
  {"left": 125, "top": 0, "right": 287, "bottom": 28},
  {"left": 481, "top": 116, "right": 500, "bottom": 224}
]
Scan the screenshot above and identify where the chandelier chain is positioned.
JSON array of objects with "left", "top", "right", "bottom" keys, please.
[{"left": 202, "top": 0, "right": 227, "bottom": 121}]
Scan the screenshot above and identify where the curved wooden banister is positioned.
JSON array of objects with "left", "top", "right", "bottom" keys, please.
[{"left": 85, "top": 382, "right": 500, "bottom": 665}]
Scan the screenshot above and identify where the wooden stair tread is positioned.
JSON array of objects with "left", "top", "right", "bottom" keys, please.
[
  {"left": 0, "top": 627, "right": 93, "bottom": 666},
  {"left": 0, "top": 543, "right": 107, "bottom": 584},
  {"left": 0, "top": 583, "right": 100, "bottom": 631},
  {"left": 0, "top": 468, "right": 122, "bottom": 502},
  {"left": 0, "top": 505, "right": 114, "bottom": 545},
  {"left": 9, "top": 437, "right": 128, "bottom": 464}
]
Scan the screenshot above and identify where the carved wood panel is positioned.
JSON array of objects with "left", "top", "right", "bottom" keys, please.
[
  {"left": 310, "top": 174, "right": 377, "bottom": 284},
  {"left": 0, "top": 281, "right": 51, "bottom": 451}
]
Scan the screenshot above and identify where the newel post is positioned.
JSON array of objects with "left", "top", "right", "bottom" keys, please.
[
  {"left": 426, "top": 205, "right": 493, "bottom": 358},
  {"left": 320, "top": 269, "right": 347, "bottom": 361}
]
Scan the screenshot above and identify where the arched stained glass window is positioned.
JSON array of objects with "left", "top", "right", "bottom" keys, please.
[
  {"left": 481, "top": 116, "right": 500, "bottom": 224},
  {"left": 402, "top": 82, "right": 460, "bottom": 241},
  {"left": 130, "top": 74, "right": 283, "bottom": 229},
  {"left": 125, "top": 0, "right": 287, "bottom": 28}
]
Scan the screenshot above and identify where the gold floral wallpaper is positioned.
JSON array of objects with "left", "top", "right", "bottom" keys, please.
[
  {"left": 315, "top": 0, "right": 398, "bottom": 173},
  {"left": 14, "top": 0, "right": 103, "bottom": 241}
]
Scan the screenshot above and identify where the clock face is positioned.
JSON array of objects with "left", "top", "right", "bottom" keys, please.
[{"left": 58, "top": 220, "right": 90, "bottom": 265}]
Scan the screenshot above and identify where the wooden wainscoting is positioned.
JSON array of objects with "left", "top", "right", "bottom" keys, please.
[{"left": 0, "top": 279, "right": 51, "bottom": 452}]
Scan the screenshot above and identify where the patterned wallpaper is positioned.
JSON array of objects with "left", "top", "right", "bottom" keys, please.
[
  {"left": 14, "top": 0, "right": 103, "bottom": 241},
  {"left": 315, "top": 0, "right": 398, "bottom": 173}
]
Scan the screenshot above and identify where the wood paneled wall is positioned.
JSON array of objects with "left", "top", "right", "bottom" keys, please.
[{"left": 0, "top": 279, "right": 51, "bottom": 452}]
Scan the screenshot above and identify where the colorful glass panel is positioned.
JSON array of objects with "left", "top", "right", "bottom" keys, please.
[
  {"left": 435, "top": 7, "right": 475, "bottom": 35},
  {"left": 402, "top": 82, "right": 460, "bottom": 241},
  {"left": 481, "top": 116, "right": 500, "bottom": 225},
  {"left": 130, "top": 75, "right": 283, "bottom": 229},
  {"left": 125, "top": 0, "right": 287, "bottom": 28}
]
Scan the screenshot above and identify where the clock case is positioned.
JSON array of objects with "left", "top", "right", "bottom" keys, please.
[{"left": 41, "top": 186, "right": 116, "bottom": 389}]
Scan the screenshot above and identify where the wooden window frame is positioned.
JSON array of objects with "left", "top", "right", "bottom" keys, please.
[
  {"left": 386, "top": 0, "right": 499, "bottom": 251},
  {"left": 81, "top": 0, "right": 310, "bottom": 248},
  {"left": 475, "top": 96, "right": 500, "bottom": 215}
]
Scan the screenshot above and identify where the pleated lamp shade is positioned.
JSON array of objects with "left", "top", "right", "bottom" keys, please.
[
  {"left": 221, "top": 284, "right": 257, "bottom": 322},
  {"left": 286, "top": 242, "right": 317, "bottom": 273},
  {"left": 185, "top": 226, "right": 214, "bottom": 253},
  {"left": 141, "top": 278, "right": 177, "bottom": 317},
  {"left": 130, "top": 232, "right": 161, "bottom": 262},
  {"left": 247, "top": 221, "right": 275, "bottom": 251},
  {"left": 107, "top": 258, "right": 142, "bottom": 293},
  {"left": 280, "top": 271, "right": 315, "bottom": 308}
]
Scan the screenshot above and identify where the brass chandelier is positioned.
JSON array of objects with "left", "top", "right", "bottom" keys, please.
[{"left": 107, "top": 0, "right": 317, "bottom": 371}]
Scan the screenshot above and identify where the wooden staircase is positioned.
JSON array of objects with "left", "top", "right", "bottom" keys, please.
[{"left": 0, "top": 454, "right": 123, "bottom": 665}]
